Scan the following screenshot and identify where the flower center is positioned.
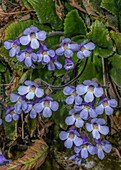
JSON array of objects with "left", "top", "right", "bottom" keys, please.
[
  {"left": 93, "top": 124, "right": 99, "bottom": 130},
  {"left": 82, "top": 144, "right": 88, "bottom": 149},
  {"left": 29, "top": 87, "right": 35, "bottom": 93},
  {"left": 18, "top": 98, "right": 23, "bottom": 103},
  {"left": 103, "top": 101, "right": 109, "bottom": 108},
  {"left": 25, "top": 53, "right": 31, "bottom": 58},
  {"left": 75, "top": 114, "right": 80, "bottom": 119},
  {"left": 44, "top": 101, "right": 50, "bottom": 107},
  {"left": 68, "top": 133, "right": 74, "bottom": 140},
  {"left": 81, "top": 47, "right": 86, "bottom": 52},
  {"left": 12, "top": 44, "right": 17, "bottom": 49},
  {"left": 72, "top": 92, "right": 77, "bottom": 98},
  {"left": 64, "top": 44, "right": 69, "bottom": 50},
  {"left": 42, "top": 51, "right": 48, "bottom": 56},
  {"left": 50, "top": 58, "right": 54, "bottom": 63},
  {"left": 30, "top": 33, "right": 36, "bottom": 40},
  {"left": 83, "top": 105, "right": 90, "bottom": 111},
  {"left": 10, "top": 111, "right": 15, "bottom": 116},
  {"left": 98, "top": 144, "right": 103, "bottom": 149},
  {"left": 87, "top": 86, "right": 94, "bottom": 93}
]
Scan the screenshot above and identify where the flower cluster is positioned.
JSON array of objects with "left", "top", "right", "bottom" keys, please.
[
  {"left": 4, "top": 80, "right": 59, "bottom": 122},
  {"left": 59, "top": 80, "right": 117, "bottom": 164},
  {"left": 4, "top": 27, "right": 95, "bottom": 71}
]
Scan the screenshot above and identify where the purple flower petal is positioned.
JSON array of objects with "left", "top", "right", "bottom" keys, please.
[
  {"left": 81, "top": 148, "right": 88, "bottom": 159},
  {"left": 4, "top": 40, "right": 13, "bottom": 49},
  {"left": 47, "top": 50, "right": 55, "bottom": 58},
  {"left": 54, "top": 61, "right": 62, "bottom": 69},
  {"left": 74, "top": 105, "right": 84, "bottom": 112},
  {"left": 86, "top": 123, "right": 93, "bottom": 132},
  {"left": 22, "top": 101, "right": 28, "bottom": 111},
  {"left": 69, "top": 44, "right": 79, "bottom": 51},
  {"left": 75, "top": 95, "right": 82, "bottom": 105},
  {"left": 108, "top": 99, "right": 117, "bottom": 107},
  {"left": 9, "top": 48, "right": 16, "bottom": 57},
  {"left": 5, "top": 114, "right": 12, "bottom": 122},
  {"left": 30, "top": 109, "right": 37, "bottom": 119},
  {"left": 61, "top": 38, "right": 71, "bottom": 44},
  {"left": 0, "top": 119, "right": 2, "bottom": 125},
  {"left": 63, "top": 86, "right": 75, "bottom": 95},
  {"left": 88, "top": 145, "right": 96, "bottom": 155},
  {"left": 26, "top": 91, "right": 35, "bottom": 100},
  {"left": 18, "top": 86, "right": 29, "bottom": 95},
  {"left": 30, "top": 38, "right": 39, "bottom": 49},
  {"left": 83, "top": 50, "right": 91, "bottom": 57},
  {"left": 84, "top": 42, "right": 95, "bottom": 50},
  {"left": 36, "top": 31, "right": 46, "bottom": 41},
  {"left": 43, "top": 107, "right": 52, "bottom": 118},
  {"left": 35, "top": 88, "right": 44, "bottom": 98},
  {"left": 24, "top": 27, "right": 39, "bottom": 35},
  {"left": 59, "top": 131, "right": 69, "bottom": 140},
  {"left": 64, "top": 49, "right": 73, "bottom": 58},
  {"left": 98, "top": 125, "right": 109, "bottom": 135},
  {"left": 83, "top": 80, "right": 98, "bottom": 87},
  {"left": 15, "top": 101, "right": 21, "bottom": 112},
  {"left": 80, "top": 109, "right": 88, "bottom": 120},
  {"left": 48, "top": 63, "right": 55, "bottom": 70},
  {"left": 25, "top": 57, "right": 32, "bottom": 67},
  {"left": 10, "top": 93, "right": 20, "bottom": 102},
  {"left": 16, "top": 52, "right": 25, "bottom": 62},
  {"left": 65, "top": 115, "right": 75, "bottom": 125},
  {"left": 69, "top": 155, "right": 77, "bottom": 160},
  {"left": 77, "top": 51, "right": 84, "bottom": 59},
  {"left": 64, "top": 138, "right": 73, "bottom": 148},
  {"left": 97, "top": 118, "right": 106, "bottom": 125},
  {"left": 98, "top": 149, "right": 104, "bottom": 160},
  {"left": 84, "top": 91, "right": 94, "bottom": 103},
  {"left": 13, "top": 114, "right": 19, "bottom": 121},
  {"left": 34, "top": 102, "right": 44, "bottom": 113},
  {"left": 74, "top": 136, "right": 83, "bottom": 146},
  {"left": 89, "top": 108, "right": 97, "bottom": 118},
  {"left": 31, "top": 53, "right": 37, "bottom": 62},
  {"left": 92, "top": 129, "right": 100, "bottom": 139},
  {"left": 56, "top": 47, "right": 64, "bottom": 55},
  {"left": 94, "top": 87, "right": 103, "bottom": 98},
  {"left": 66, "top": 95, "right": 75, "bottom": 104},
  {"left": 105, "top": 106, "right": 113, "bottom": 115},
  {"left": 75, "top": 118, "right": 84, "bottom": 128},
  {"left": 20, "top": 35, "right": 30, "bottom": 45},
  {"left": 16, "top": 46, "right": 20, "bottom": 54},
  {"left": 50, "top": 101, "right": 59, "bottom": 111},
  {"left": 95, "top": 104, "right": 104, "bottom": 115},
  {"left": 74, "top": 146, "right": 81, "bottom": 153},
  {"left": 75, "top": 157, "right": 81, "bottom": 164},
  {"left": 43, "top": 55, "right": 50, "bottom": 63},
  {"left": 24, "top": 104, "right": 32, "bottom": 113},
  {"left": 76, "top": 84, "right": 88, "bottom": 95},
  {"left": 103, "top": 144, "right": 112, "bottom": 153}
]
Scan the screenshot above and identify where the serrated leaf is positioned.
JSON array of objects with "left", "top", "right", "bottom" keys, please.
[
  {"left": 110, "top": 30, "right": 121, "bottom": 55},
  {"left": 64, "top": 9, "right": 87, "bottom": 38},
  {"left": 109, "top": 53, "right": 121, "bottom": 87},
  {"left": 27, "top": 0, "right": 62, "bottom": 29},
  {"left": 88, "top": 20, "right": 113, "bottom": 57},
  {"left": 89, "top": 0, "right": 105, "bottom": 15},
  {"left": 101, "top": 0, "right": 118, "bottom": 15}
]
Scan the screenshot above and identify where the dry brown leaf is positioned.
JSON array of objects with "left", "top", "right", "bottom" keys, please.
[
  {"left": 69, "top": 0, "right": 88, "bottom": 14},
  {"left": 82, "top": 0, "right": 98, "bottom": 16}
]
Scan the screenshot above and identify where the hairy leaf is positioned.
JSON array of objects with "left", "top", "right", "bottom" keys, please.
[
  {"left": 109, "top": 53, "right": 121, "bottom": 87},
  {"left": 89, "top": 0, "right": 104, "bottom": 15},
  {"left": 88, "top": 20, "right": 113, "bottom": 57},
  {"left": 64, "top": 9, "right": 87, "bottom": 38},
  {"left": 27, "top": 0, "right": 62, "bottom": 29},
  {"left": 101, "top": 0, "right": 118, "bottom": 15},
  {"left": 21, "top": 0, "right": 33, "bottom": 9}
]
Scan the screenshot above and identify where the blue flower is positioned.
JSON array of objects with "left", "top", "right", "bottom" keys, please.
[
  {"left": 4, "top": 38, "right": 20, "bottom": 57},
  {"left": 95, "top": 95, "right": 117, "bottom": 116},
  {"left": 16, "top": 45, "right": 37, "bottom": 68},
  {"left": 33, "top": 96, "right": 59, "bottom": 118},
  {"left": 20, "top": 26, "right": 46, "bottom": 49},
  {"left": 5, "top": 106, "right": 20, "bottom": 122},
  {"left": 48, "top": 54, "right": 62, "bottom": 71},
  {"left": 56, "top": 38, "right": 79, "bottom": 58},
  {"left": 0, "top": 151, "right": 11, "bottom": 166},
  {"left": 63, "top": 86, "right": 82, "bottom": 105},
  {"left": 64, "top": 58, "right": 74, "bottom": 70},
  {"left": 59, "top": 127, "right": 83, "bottom": 148},
  {"left": 76, "top": 80, "right": 104, "bottom": 103},
  {"left": 18, "top": 80, "right": 44, "bottom": 100},
  {"left": 86, "top": 118, "right": 109, "bottom": 139},
  {"left": 95, "top": 139, "right": 112, "bottom": 160},
  {"left": 77, "top": 40, "right": 95, "bottom": 59}
]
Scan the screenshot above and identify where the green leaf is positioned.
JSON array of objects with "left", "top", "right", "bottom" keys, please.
[
  {"left": 109, "top": 53, "right": 121, "bottom": 87},
  {"left": 0, "top": 62, "right": 6, "bottom": 72},
  {"left": 27, "top": 0, "right": 62, "bottom": 29},
  {"left": 110, "top": 30, "right": 121, "bottom": 55},
  {"left": 101, "top": 0, "right": 118, "bottom": 15},
  {"left": 53, "top": 101, "right": 71, "bottom": 130},
  {"left": 21, "top": 0, "right": 33, "bottom": 9},
  {"left": 89, "top": 0, "right": 105, "bottom": 15},
  {"left": 78, "top": 55, "right": 103, "bottom": 84},
  {"left": 88, "top": 20, "right": 113, "bottom": 57},
  {"left": 64, "top": 9, "right": 87, "bottom": 38}
]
